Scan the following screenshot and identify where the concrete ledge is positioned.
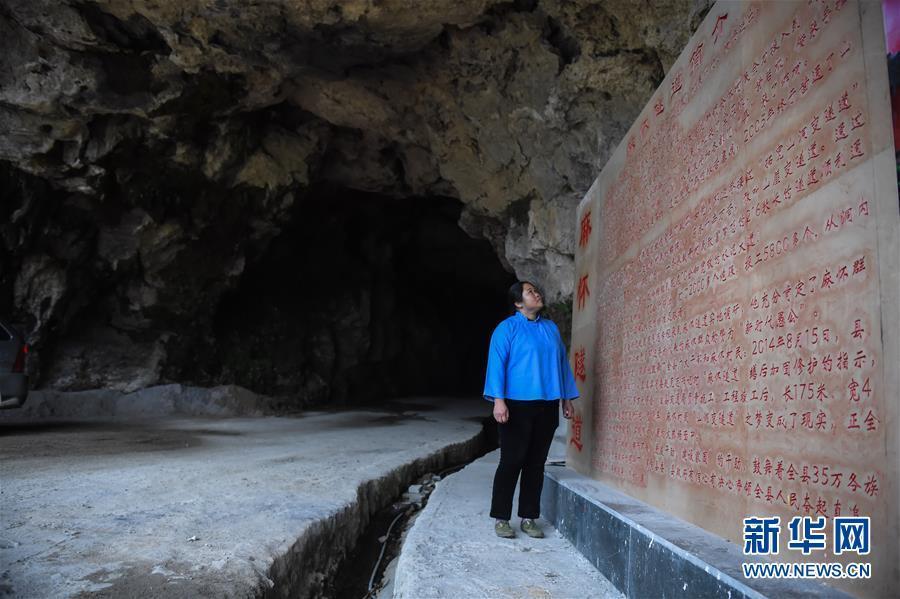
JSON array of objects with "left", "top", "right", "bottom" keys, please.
[{"left": 542, "top": 467, "right": 851, "bottom": 599}]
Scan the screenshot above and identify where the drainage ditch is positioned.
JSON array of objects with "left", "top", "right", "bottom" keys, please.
[
  {"left": 262, "top": 415, "right": 497, "bottom": 599},
  {"left": 327, "top": 466, "right": 464, "bottom": 598}
]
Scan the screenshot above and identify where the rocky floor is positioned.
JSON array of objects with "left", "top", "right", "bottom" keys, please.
[{"left": 0, "top": 396, "right": 487, "bottom": 597}]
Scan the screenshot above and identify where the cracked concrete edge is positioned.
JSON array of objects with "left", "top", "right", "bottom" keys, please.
[{"left": 262, "top": 428, "right": 489, "bottom": 598}]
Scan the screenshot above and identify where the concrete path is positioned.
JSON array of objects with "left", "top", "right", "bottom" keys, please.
[
  {"left": 0, "top": 396, "right": 486, "bottom": 597},
  {"left": 393, "top": 449, "right": 623, "bottom": 599}
]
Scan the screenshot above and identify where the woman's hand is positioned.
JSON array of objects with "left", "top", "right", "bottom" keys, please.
[
  {"left": 493, "top": 398, "right": 509, "bottom": 423},
  {"left": 561, "top": 399, "right": 575, "bottom": 419}
]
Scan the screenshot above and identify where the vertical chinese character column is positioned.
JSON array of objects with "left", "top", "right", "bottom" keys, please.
[{"left": 567, "top": 182, "right": 600, "bottom": 472}]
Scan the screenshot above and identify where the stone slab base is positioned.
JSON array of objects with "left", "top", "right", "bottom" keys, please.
[{"left": 542, "top": 467, "right": 851, "bottom": 599}]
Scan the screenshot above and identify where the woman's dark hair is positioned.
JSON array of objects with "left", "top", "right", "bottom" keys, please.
[{"left": 507, "top": 280, "right": 543, "bottom": 314}]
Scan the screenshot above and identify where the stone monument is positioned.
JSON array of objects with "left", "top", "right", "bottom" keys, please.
[{"left": 568, "top": 2, "right": 899, "bottom": 595}]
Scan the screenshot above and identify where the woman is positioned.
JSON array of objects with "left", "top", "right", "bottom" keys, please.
[{"left": 483, "top": 281, "right": 578, "bottom": 538}]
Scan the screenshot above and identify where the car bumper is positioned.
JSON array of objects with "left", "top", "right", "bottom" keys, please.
[{"left": 0, "top": 373, "right": 29, "bottom": 408}]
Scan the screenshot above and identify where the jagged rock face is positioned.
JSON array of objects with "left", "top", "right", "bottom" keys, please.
[{"left": 0, "top": 0, "right": 708, "bottom": 400}]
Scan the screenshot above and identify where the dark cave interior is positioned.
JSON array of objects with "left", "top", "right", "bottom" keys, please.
[
  {"left": 162, "top": 187, "right": 516, "bottom": 405},
  {"left": 1, "top": 138, "right": 517, "bottom": 410}
]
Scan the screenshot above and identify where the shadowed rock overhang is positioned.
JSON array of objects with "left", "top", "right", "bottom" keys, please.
[{"left": 0, "top": 0, "right": 710, "bottom": 401}]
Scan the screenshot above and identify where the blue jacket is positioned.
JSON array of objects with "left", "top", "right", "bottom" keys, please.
[{"left": 483, "top": 311, "right": 580, "bottom": 402}]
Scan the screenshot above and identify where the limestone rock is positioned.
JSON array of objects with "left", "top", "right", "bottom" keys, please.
[
  {"left": 13, "top": 254, "right": 68, "bottom": 344},
  {"left": 0, "top": 0, "right": 709, "bottom": 399}
]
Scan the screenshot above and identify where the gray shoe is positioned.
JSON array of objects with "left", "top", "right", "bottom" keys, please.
[
  {"left": 495, "top": 519, "right": 516, "bottom": 538},
  {"left": 520, "top": 518, "right": 545, "bottom": 538}
]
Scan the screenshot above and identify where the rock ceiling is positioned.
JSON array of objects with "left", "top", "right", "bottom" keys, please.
[{"left": 0, "top": 0, "right": 708, "bottom": 393}]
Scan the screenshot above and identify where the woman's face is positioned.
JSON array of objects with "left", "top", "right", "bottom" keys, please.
[{"left": 517, "top": 283, "right": 544, "bottom": 312}]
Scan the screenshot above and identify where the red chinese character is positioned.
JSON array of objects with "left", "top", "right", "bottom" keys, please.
[
  {"left": 689, "top": 43, "right": 704, "bottom": 72},
  {"left": 864, "top": 410, "right": 879, "bottom": 432},
  {"left": 837, "top": 351, "right": 849, "bottom": 370},
  {"left": 671, "top": 71, "right": 683, "bottom": 97},
  {"left": 851, "top": 319, "right": 864, "bottom": 339},
  {"left": 835, "top": 151, "right": 847, "bottom": 168},
  {"left": 837, "top": 265, "right": 848, "bottom": 281},
  {"left": 839, "top": 207, "right": 853, "bottom": 225},
  {"left": 577, "top": 274, "right": 590, "bottom": 309},
  {"left": 838, "top": 91, "right": 851, "bottom": 111},
  {"left": 579, "top": 210, "right": 592, "bottom": 248},
  {"left": 808, "top": 142, "right": 821, "bottom": 160},
  {"left": 864, "top": 474, "right": 879, "bottom": 496},
  {"left": 570, "top": 413, "right": 583, "bottom": 451},
  {"left": 802, "top": 493, "right": 813, "bottom": 514},
  {"left": 812, "top": 64, "right": 824, "bottom": 82},
  {"left": 573, "top": 348, "right": 586, "bottom": 382},
  {"left": 712, "top": 13, "right": 728, "bottom": 44},
  {"left": 834, "top": 121, "right": 848, "bottom": 141},
  {"left": 801, "top": 411, "right": 813, "bottom": 429},
  {"left": 803, "top": 225, "right": 816, "bottom": 241},
  {"left": 848, "top": 379, "right": 860, "bottom": 402}
]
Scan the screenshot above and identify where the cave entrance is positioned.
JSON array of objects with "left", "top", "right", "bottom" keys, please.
[{"left": 208, "top": 186, "right": 515, "bottom": 407}]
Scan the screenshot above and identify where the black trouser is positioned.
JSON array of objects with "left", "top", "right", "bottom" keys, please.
[{"left": 490, "top": 399, "right": 559, "bottom": 521}]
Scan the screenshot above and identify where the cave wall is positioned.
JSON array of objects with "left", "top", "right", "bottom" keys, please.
[
  {"left": 184, "top": 189, "right": 514, "bottom": 405},
  {"left": 0, "top": 0, "right": 709, "bottom": 400}
]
